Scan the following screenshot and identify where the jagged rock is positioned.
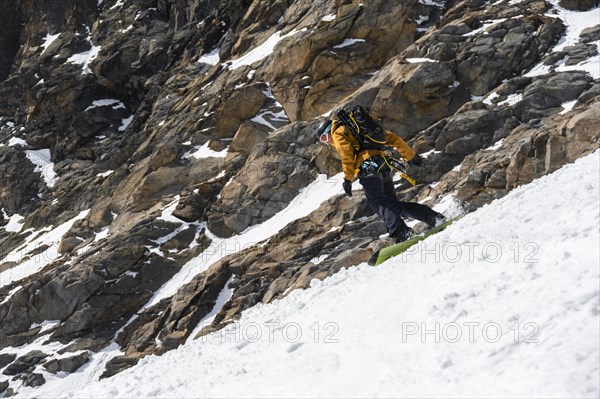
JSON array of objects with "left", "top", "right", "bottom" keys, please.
[
  {"left": 0, "top": 147, "right": 41, "bottom": 214},
  {"left": 544, "top": 39, "right": 599, "bottom": 67},
  {"left": 171, "top": 191, "right": 209, "bottom": 222},
  {"left": 43, "top": 352, "right": 90, "bottom": 374},
  {"left": 456, "top": 16, "right": 563, "bottom": 96},
  {"left": 58, "top": 236, "right": 84, "bottom": 255},
  {"left": 206, "top": 122, "right": 318, "bottom": 237},
  {"left": 172, "top": 170, "right": 235, "bottom": 222},
  {"left": 30, "top": 268, "right": 106, "bottom": 322},
  {"left": 21, "top": 373, "right": 45, "bottom": 388},
  {"left": 563, "top": 43, "right": 599, "bottom": 66},
  {"left": 514, "top": 72, "right": 593, "bottom": 121},
  {"left": 87, "top": 205, "right": 114, "bottom": 229},
  {"left": 266, "top": 9, "right": 353, "bottom": 120},
  {"left": 0, "top": 380, "right": 8, "bottom": 394},
  {"left": 47, "top": 251, "right": 180, "bottom": 341},
  {"left": 408, "top": 104, "right": 519, "bottom": 183},
  {"left": 0, "top": 227, "right": 183, "bottom": 352},
  {"left": 405, "top": 10, "right": 563, "bottom": 95},
  {"left": 423, "top": 98, "right": 600, "bottom": 209},
  {"left": 118, "top": 259, "right": 232, "bottom": 361},
  {"left": 327, "top": 246, "right": 372, "bottom": 275},
  {"left": 485, "top": 168, "right": 508, "bottom": 189},
  {"left": 563, "top": 100, "right": 600, "bottom": 159},
  {"left": 0, "top": 323, "right": 40, "bottom": 349},
  {"left": 214, "top": 85, "right": 267, "bottom": 139},
  {"left": 160, "top": 262, "right": 232, "bottom": 347},
  {"left": 0, "top": 0, "right": 20, "bottom": 81},
  {"left": 57, "top": 337, "right": 112, "bottom": 355},
  {"left": 150, "top": 144, "right": 181, "bottom": 171},
  {"left": 0, "top": 354, "right": 16, "bottom": 369},
  {"left": 100, "top": 355, "right": 142, "bottom": 379},
  {"left": 350, "top": 59, "right": 460, "bottom": 139},
  {"left": 59, "top": 104, "right": 132, "bottom": 160},
  {"left": 298, "top": 2, "right": 419, "bottom": 120},
  {"left": 576, "top": 82, "right": 600, "bottom": 104},
  {"left": 230, "top": 121, "right": 269, "bottom": 154},
  {"left": 287, "top": 264, "right": 329, "bottom": 292},
  {"left": 129, "top": 165, "right": 193, "bottom": 212},
  {"left": 493, "top": 76, "right": 533, "bottom": 98},
  {"left": 207, "top": 152, "right": 314, "bottom": 236},
  {"left": 559, "top": 0, "right": 600, "bottom": 11},
  {"left": 438, "top": 109, "right": 516, "bottom": 155},
  {"left": 313, "top": 140, "right": 342, "bottom": 177},
  {"left": 407, "top": 22, "right": 471, "bottom": 61},
  {"left": 161, "top": 226, "right": 197, "bottom": 252},
  {"left": 580, "top": 25, "right": 600, "bottom": 43},
  {"left": 2, "top": 351, "right": 48, "bottom": 376},
  {"left": 112, "top": 154, "right": 225, "bottom": 213}
]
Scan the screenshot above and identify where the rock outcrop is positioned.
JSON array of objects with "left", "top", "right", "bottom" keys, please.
[{"left": 0, "top": 0, "right": 598, "bottom": 393}]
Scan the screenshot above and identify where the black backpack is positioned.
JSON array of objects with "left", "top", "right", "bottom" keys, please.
[{"left": 336, "top": 105, "right": 387, "bottom": 151}]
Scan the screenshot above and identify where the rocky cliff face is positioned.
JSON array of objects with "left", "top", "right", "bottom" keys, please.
[{"left": 0, "top": 0, "right": 598, "bottom": 394}]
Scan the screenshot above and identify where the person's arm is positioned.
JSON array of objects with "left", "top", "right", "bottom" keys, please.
[
  {"left": 331, "top": 125, "right": 357, "bottom": 181},
  {"left": 384, "top": 131, "right": 416, "bottom": 161}
]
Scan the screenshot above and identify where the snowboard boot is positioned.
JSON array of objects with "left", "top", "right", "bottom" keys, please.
[
  {"left": 426, "top": 213, "right": 446, "bottom": 229},
  {"left": 391, "top": 227, "right": 416, "bottom": 243}
]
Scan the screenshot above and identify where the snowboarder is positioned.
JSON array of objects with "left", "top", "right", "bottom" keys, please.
[{"left": 317, "top": 105, "right": 444, "bottom": 243}]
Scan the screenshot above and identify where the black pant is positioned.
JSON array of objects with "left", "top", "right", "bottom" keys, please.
[{"left": 359, "top": 169, "right": 441, "bottom": 238}]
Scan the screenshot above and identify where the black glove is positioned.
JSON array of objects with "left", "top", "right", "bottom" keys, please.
[
  {"left": 342, "top": 179, "right": 353, "bottom": 197},
  {"left": 408, "top": 154, "right": 423, "bottom": 167}
]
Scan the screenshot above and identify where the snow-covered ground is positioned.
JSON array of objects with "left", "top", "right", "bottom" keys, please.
[
  {"left": 228, "top": 28, "right": 306, "bottom": 70},
  {"left": 0, "top": 136, "right": 58, "bottom": 188},
  {"left": 198, "top": 48, "right": 220, "bottom": 65},
  {"left": 66, "top": 27, "right": 101, "bottom": 75},
  {"left": 1, "top": 209, "right": 25, "bottom": 233},
  {"left": 40, "top": 33, "right": 60, "bottom": 55},
  {"left": 14, "top": 149, "right": 599, "bottom": 398},
  {"left": 250, "top": 85, "right": 290, "bottom": 130},
  {"left": 23, "top": 148, "right": 58, "bottom": 188},
  {"left": 183, "top": 142, "right": 229, "bottom": 159},
  {"left": 333, "top": 38, "right": 366, "bottom": 49}
]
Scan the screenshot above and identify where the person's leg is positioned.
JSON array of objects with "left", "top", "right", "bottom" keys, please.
[
  {"left": 382, "top": 174, "right": 444, "bottom": 228},
  {"left": 360, "top": 173, "right": 412, "bottom": 239},
  {"left": 396, "top": 202, "right": 444, "bottom": 227}
]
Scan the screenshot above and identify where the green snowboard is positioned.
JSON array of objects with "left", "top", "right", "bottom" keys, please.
[{"left": 367, "top": 215, "right": 464, "bottom": 266}]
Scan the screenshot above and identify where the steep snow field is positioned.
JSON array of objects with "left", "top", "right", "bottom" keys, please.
[{"left": 17, "top": 151, "right": 599, "bottom": 398}]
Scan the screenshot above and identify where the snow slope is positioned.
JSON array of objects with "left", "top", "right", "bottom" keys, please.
[{"left": 17, "top": 151, "right": 599, "bottom": 398}]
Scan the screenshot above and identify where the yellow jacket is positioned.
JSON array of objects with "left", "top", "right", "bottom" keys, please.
[{"left": 331, "top": 121, "right": 416, "bottom": 181}]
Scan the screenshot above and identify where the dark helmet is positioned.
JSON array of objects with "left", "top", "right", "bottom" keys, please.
[{"left": 316, "top": 119, "right": 332, "bottom": 141}]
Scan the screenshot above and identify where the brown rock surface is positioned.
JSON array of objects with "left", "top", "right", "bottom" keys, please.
[{"left": 0, "top": 0, "right": 598, "bottom": 387}]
